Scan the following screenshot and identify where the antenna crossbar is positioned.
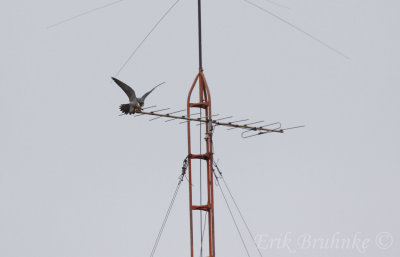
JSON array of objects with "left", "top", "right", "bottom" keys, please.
[{"left": 136, "top": 110, "right": 284, "bottom": 133}]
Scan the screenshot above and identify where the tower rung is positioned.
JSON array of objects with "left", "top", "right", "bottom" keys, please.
[
  {"left": 190, "top": 154, "right": 210, "bottom": 160},
  {"left": 192, "top": 205, "right": 211, "bottom": 211},
  {"left": 189, "top": 102, "right": 209, "bottom": 109}
]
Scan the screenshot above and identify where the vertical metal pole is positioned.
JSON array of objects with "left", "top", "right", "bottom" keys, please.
[
  {"left": 187, "top": 75, "right": 199, "bottom": 257},
  {"left": 198, "top": 0, "right": 203, "bottom": 70}
]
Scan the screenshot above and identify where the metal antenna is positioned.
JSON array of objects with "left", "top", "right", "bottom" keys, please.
[
  {"left": 55, "top": 0, "right": 308, "bottom": 255},
  {"left": 198, "top": 0, "right": 203, "bottom": 70},
  {"left": 150, "top": 109, "right": 186, "bottom": 121},
  {"left": 115, "top": 1, "right": 304, "bottom": 256},
  {"left": 227, "top": 120, "right": 264, "bottom": 130},
  {"left": 131, "top": 109, "right": 305, "bottom": 135}
]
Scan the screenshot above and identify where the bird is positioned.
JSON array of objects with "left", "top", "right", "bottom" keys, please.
[{"left": 111, "top": 77, "right": 164, "bottom": 115}]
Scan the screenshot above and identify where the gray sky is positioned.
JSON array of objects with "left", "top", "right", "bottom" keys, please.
[{"left": 1, "top": 0, "right": 399, "bottom": 256}]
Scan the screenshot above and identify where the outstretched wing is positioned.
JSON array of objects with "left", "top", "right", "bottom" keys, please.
[
  {"left": 139, "top": 82, "right": 165, "bottom": 103},
  {"left": 111, "top": 77, "right": 137, "bottom": 102}
]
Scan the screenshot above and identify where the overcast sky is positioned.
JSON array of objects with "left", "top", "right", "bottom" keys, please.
[{"left": 1, "top": 0, "right": 399, "bottom": 257}]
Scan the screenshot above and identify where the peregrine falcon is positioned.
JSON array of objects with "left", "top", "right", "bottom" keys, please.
[{"left": 111, "top": 77, "right": 164, "bottom": 115}]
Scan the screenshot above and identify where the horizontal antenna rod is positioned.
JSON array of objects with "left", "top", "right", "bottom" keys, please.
[{"left": 136, "top": 110, "right": 283, "bottom": 133}]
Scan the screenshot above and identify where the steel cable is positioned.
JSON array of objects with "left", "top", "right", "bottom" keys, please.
[
  {"left": 116, "top": 0, "right": 182, "bottom": 76},
  {"left": 214, "top": 161, "right": 264, "bottom": 257},
  {"left": 243, "top": 0, "right": 349, "bottom": 59},
  {"left": 149, "top": 157, "right": 188, "bottom": 257},
  {"left": 47, "top": 0, "right": 126, "bottom": 29},
  {"left": 214, "top": 171, "right": 251, "bottom": 257}
]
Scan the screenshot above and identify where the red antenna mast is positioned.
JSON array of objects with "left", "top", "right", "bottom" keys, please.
[
  {"left": 112, "top": 1, "right": 303, "bottom": 255},
  {"left": 186, "top": 1, "right": 215, "bottom": 256},
  {"left": 187, "top": 73, "right": 215, "bottom": 256}
]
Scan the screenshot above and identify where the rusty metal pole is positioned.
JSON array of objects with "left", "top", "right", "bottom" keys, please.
[{"left": 187, "top": 71, "right": 215, "bottom": 257}]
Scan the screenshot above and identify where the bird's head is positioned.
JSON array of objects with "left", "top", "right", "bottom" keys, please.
[{"left": 137, "top": 99, "right": 144, "bottom": 107}]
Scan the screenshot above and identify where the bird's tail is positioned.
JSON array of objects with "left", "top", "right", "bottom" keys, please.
[{"left": 119, "top": 104, "right": 132, "bottom": 115}]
